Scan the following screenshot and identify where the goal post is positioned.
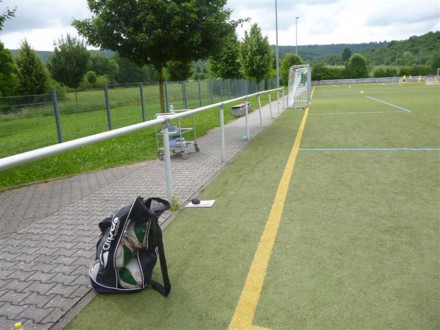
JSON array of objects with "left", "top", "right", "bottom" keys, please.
[{"left": 287, "top": 64, "right": 311, "bottom": 109}]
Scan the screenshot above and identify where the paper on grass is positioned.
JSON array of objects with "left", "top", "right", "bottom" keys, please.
[{"left": 186, "top": 200, "right": 216, "bottom": 208}]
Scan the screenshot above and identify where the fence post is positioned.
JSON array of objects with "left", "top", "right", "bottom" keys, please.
[
  {"left": 183, "top": 81, "right": 188, "bottom": 109},
  {"left": 51, "top": 89, "right": 63, "bottom": 143},
  {"left": 140, "top": 82, "right": 146, "bottom": 122},
  {"left": 198, "top": 80, "right": 202, "bottom": 107},
  {"left": 104, "top": 85, "right": 112, "bottom": 130},
  {"left": 209, "top": 80, "right": 213, "bottom": 104},
  {"left": 164, "top": 81, "right": 169, "bottom": 113}
]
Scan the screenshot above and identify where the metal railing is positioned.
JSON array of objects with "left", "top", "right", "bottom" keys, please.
[
  {"left": 1, "top": 79, "right": 276, "bottom": 157},
  {"left": 0, "top": 88, "right": 285, "bottom": 201}
]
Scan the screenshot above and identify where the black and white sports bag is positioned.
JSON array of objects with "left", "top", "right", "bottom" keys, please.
[{"left": 89, "top": 196, "right": 171, "bottom": 296}]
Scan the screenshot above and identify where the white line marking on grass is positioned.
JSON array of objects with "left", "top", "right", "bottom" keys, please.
[
  {"left": 311, "top": 96, "right": 412, "bottom": 115},
  {"left": 300, "top": 147, "right": 440, "bottom": 151},
  {"left": 312, "top": 110, "right": 402, "bottom": 115},
  {"left": 366, "top": 96, "right": 412, "bottom": 112}
]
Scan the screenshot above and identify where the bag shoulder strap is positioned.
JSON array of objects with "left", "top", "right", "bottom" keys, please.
[
  {"left": 149, "top": 222, "right": 171, "bottom": 297},
  {"left": 149, "top": 236, "right": 171, "bottom": 296}
]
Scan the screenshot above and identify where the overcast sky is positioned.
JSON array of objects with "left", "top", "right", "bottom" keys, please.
[{"left": 1, "top": 0, "right": 439, "bottom": 51}]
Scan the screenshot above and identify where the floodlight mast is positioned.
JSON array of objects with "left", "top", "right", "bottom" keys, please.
[
  {"left": 296, "top": 16, "right": 299, "bottom": 55},
  {"left": 275, "top": 0, "right": 280, "bottom": 88}
]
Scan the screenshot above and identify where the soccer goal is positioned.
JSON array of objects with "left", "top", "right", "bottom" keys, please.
[{"left": 287, "top": 64, "right": 311, "bottom": 109}]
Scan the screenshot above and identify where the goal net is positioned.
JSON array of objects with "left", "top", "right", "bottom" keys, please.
[{"left": 288, "top": 64, "right": 311, "bottom": 108}]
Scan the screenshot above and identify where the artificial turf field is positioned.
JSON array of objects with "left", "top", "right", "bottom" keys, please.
[{"left": 67, "top": 82, "right": 439, "bottom": 329}]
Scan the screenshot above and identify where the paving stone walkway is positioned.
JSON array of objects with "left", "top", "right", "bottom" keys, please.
[{"left": 0, "top": 98, "right": 286, "bottom": 329}]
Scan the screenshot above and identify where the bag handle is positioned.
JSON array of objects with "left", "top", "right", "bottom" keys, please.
[{"left": 144, "top": 197, "right": 171, "bottom": 217}]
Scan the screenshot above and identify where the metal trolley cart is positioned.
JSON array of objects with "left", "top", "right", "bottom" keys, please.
[{"left": 155, "top": 110, "right": 200, "bottom": 160}]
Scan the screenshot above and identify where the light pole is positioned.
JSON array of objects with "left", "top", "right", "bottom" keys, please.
[
  {"left": 275, "top": 0, "right": 280, "bottom": 88},
  {"left": 295, "top": 16, "right": 299, "bottom": 55}
]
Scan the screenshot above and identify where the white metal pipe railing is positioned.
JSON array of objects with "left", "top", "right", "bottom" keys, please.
[
  {"left": 0, "top": 87, "right": 284, "bottom": 201},
  {"left": 0, "top": 117, "right": 165, "bottom": 171}
]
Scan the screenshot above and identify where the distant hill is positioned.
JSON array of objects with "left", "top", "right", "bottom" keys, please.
[
  {"left": 276, "top": 31, "right": 439, "bottom": 67},
  {"left": 278, "top": 41, "right": 388, "bottom": 63},
  {"left": 8, "top": 31, "right": 439, "bottom": 68},
  {"left": 8, "top": 49, "right": 52, "bottom": 62},
  {"left": 361, "top": 31, "right": 439, "bottom": 66},
  {"left": 8, "top": 49, "right": 114, "bottom": 63}
]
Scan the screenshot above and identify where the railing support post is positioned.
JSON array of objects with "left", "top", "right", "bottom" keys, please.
[
  {"left": 268, "top": 92, "right": 273, "bottom": 119},
  {"left": 243, "top": 97, "right": 250, "bottom": 140},
  {"left": 161, "top": 120, "right": 173, "bottom": 202},
  {"left": 220, "top": 104, "right": 226, "bottom": 162},
  {"left": 257, "top": 93, "right": 263, "bottom": 128},
  {"left": 277, "top": 90, "right": 280, "bottom": 114}
]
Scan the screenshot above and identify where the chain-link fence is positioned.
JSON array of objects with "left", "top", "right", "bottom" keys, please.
[{"left": 0, "top": 79, "right": 274, "bottom": 158}]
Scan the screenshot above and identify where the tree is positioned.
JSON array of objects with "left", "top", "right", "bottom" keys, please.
[
  {"left": 240, "top": 24, "right": 273, "bottom": 90},
  {"left": 341, "top": 47, "right": 352, "bottom": 62},
  {"left": 430, "top": 53, "right": 440, "bottom": 74},
  {"left": 89, "top": 53, "right": 119, "bottom": 84},
  {"left": 165, "top": 60, "right": 193, "bottom": 82},
  {"left": 311, "top": 62, "right": 346, "bottom": 80},
  {"left": 112, "top": 55, "right": 157, "bottom": 83},
  {"left": 81, "top": 71, "right": 110, "bottom": 89},
  {"left": 347, "top": 53, "right": 368, "bottom": 78},
  {"left": 209, "top": 33, "right": 242, "bottom": 79},
  {"left": 0, "top": 41, "right": 18, "bottom": 96},
  {"left": 280, "top": 53, "right": 303, "bottom": 86},
  {"left": 73, "top": 0, "right": 236, "bottom": 112},
  {"left": 84, "top": 71, "right": 97, "bottom": 85},
  {"left": 15, "top": 40, "right": 50, "bottom": 95},
  {"left": 47, "top": 34, "right": 90, "bottom": 89},
  {"left": 0, "top": 0, "right": 15, "bottom": 32},
  {"left": 0, "top": 1, "right": 18, "bottom": 97}
]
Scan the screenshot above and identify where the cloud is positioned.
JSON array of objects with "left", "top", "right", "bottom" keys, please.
[
  {"left": 2, "top": 0, "right": 90, "bottom": 32},
  {"left": 1, "top": 0, "right": 91, "bottom": 49},
  {"left": 1, "top": 26, "right": 81, "bottom": 50},
  {"left": 0, "top": 0, "right": 438, "bottom": 50},
  {"left": 366, "top": 0, "right": 439, "bottom": 26},
  {"left": 229, "top": 0, "right": 439, "bottom": 45}
]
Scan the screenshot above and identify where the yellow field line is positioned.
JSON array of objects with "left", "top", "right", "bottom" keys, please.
[{"left": 228, "top": 92, "right": 313, "bottom": 330}]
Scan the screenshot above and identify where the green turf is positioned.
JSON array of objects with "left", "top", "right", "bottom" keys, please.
[
  {"left": 66, "top": 83, "right": 439, "bottom": 329},
  {"left": 65, "top": 104, "right": 304, "bottom": 330},
  {"left": 256, "top": 150, "right": 439, "bottom": 329}
]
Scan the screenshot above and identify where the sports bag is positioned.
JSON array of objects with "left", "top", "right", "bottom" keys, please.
[{"left": 89, "top": 196, "right": 171, "bottom": 296}]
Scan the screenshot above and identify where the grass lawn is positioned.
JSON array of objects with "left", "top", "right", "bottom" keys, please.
[
  {"left": 0, "top": 86, "right": 275, "bottom": 192},
  {"left": 66, "top": 82, "right": 439, "bottom": 329}
]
